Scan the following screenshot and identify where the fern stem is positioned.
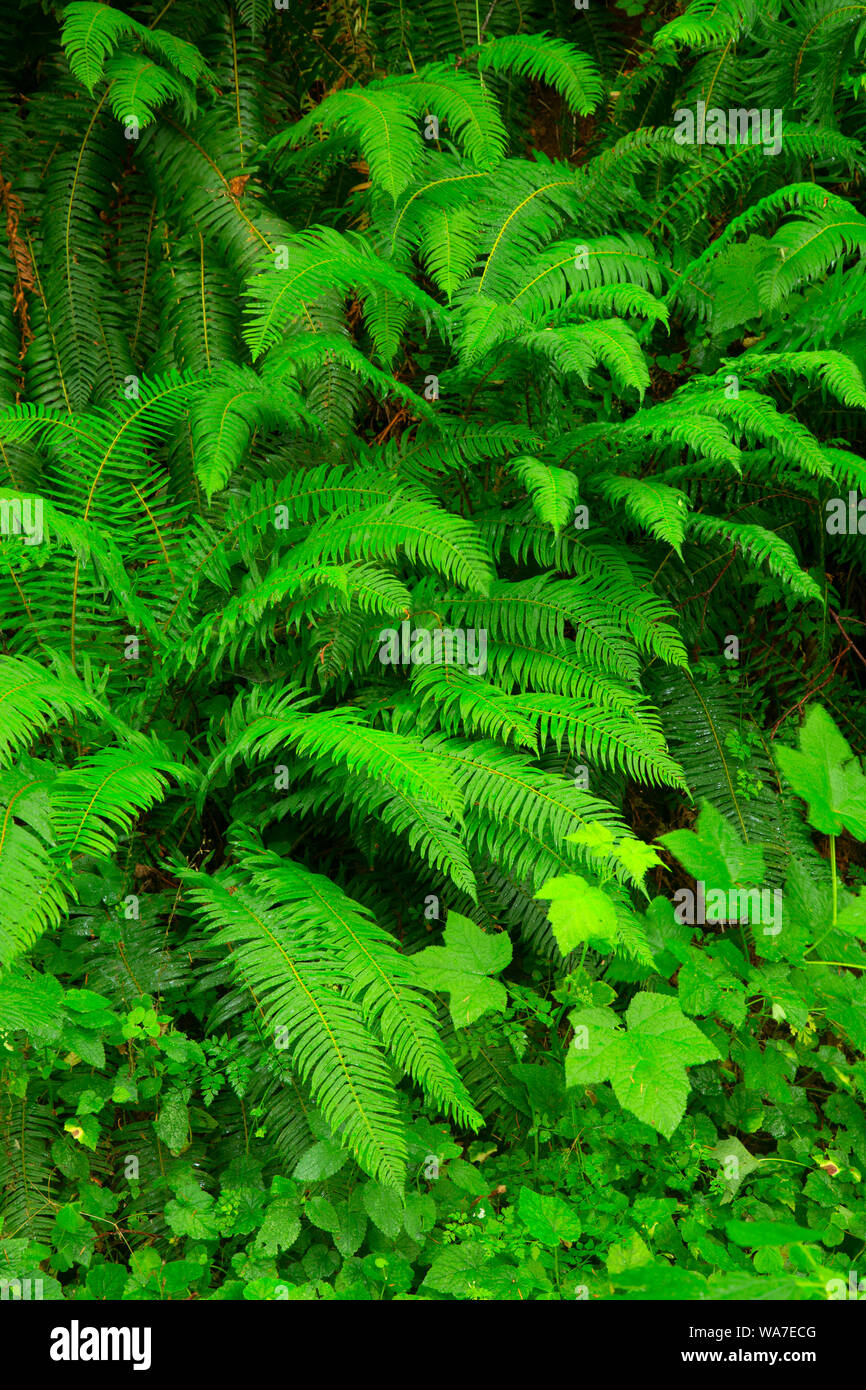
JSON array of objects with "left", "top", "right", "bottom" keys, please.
[{"left": 804, "top": 960, "right": 866, "bottom": 969}]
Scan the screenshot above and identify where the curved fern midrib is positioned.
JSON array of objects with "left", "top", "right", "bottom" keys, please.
[
  {"left": 410, "top": 74, "right": 495, "bottom": 160},
  {"left": 228, "top": 8, "right": 244, "bottom": 166},
  {"left": 198, "top": 231, "right": 210, "bottom": 370},
  {"left": 458, "top": 586, "right": 631, "bottom": 659},
  {"left": 792, "top": 5, "right": 866, "bottom": 90},
  {"left": 57, "top": 761, "right": 156, "bottom": 855},
  {"left": 440, "top": 743, "right": 626, "bottom": 837},
  {"left": 769, "top": 219, "right": 866, "bottom": 300},
  {"left": 391, "top": 170, "right": 487, "bottom": 251},
  {"left": 303, "top": 875, "right": 471, "bottom": 1113},
  {"left": 26, "top": 232, "right": 72, "bottom": 414},
  {"left": 465, "top": 795, "right": 590, "bottom": 881},
  {"left": 129, "top": 197, "right": 157, "bottom": 360},
  {"left": 515, "top": 523, "right": 684, "bottom": 642},
  {"left": 420, "top": 669, "right": 537, "bottom": 746},
  {"left": 510, "top": 247, "right": 657, "bottom": 306},
  {"left": 0, "top": 779, "right": 42, "bottom": 864},
  {"left": 680, "top": 669, "right": 748, "bottom": 841},
  {"left": 518, "top": 696, "right": 683, "bottom": 778},
  {"left": 161, "top": 117, "right": 273, "bottom": 254},
  {"left": 207, "top": 388, "right": 260, "bottom": 470},
  {"left": 129, "top": 480, "right": 176, "bottom": 588},
  {"left": 309, "top": 507, "right": 491, "bottom": 588},
  {"left": 643, "top": 143, "right": 764, "bottom": 237},
  {"left": 63, "top": 92, "right": 109, "bottom": 393},
  {"left": 478, "top": 179, "right": 578, "bottom": 295},
  {"left": 292, "top": 716, "right": 460, "bottom": 812},
  {"left": 75, "top": 5, "right": 116, "bottom": 89},
  {"left": 225, "top": 890, "right": 402, "bottom": 1186},
  {"left": 115, "top": 58, "right": 162, "bottom": 118},
  {"left": 4, "top": 563, "right": 51, "bottom": 658},
  {"left": 490, "top": 636, "right": 639, "bottom": 710},
  {"left": 70, "top": 377, "right": 190, "bottom": 664},
  {"left": 249, "top": 255, "right": 344, "bottom": 349},
  {"left": 162, "top": 110, "right": 319, "bottom": 342},
  {"left": 698, "top": 36, "right": 734, "bottom": 118}
]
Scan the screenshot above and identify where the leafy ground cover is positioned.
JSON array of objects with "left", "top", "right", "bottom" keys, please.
[{"left": 1, "top": 0, "right": 865, "bottom": 1302}]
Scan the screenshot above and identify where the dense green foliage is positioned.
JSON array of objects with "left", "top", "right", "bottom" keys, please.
[{"left": 1, "top": 0, "right": 866, "bottom": 1302}]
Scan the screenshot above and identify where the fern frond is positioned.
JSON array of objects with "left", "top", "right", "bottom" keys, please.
[
  {"left": 183, "top": 870, "right": 409, "bottom": 1188},
  {"left": 290, "top": 495, "right": 495, "bottom": 595},
  {"left": 687, "top": 514, "right": 823, "bottom": 602},
  {"left": 188, "top": 364, "right": 321, "bottom": 499},
  {"left": 516, "top": 693, "right": 687, "bottom": 789},
  {"left": 52, "top": 748, "right": 195, "bottom": 862},
  {"left": 508, "top": 455, "right": 580, "bottom": 535},
  {"left": 445, "top": 575, "right": 643, "bottom": 682},
  {"left": 205, "top": 688, "right": 465, "bottom": 820},
  {"left": 0, "top": 764, "right": 66, "bottom": 968},
  {"left": 726, "top": 350, "right": 866, "bottom": 409},
  {"left": 471, "top": 33, "right": 605, "bottom": 116},
  {"left": 61, "top": 2, "right": 141, "bottom": 92},
  {"left": 0, "top": 1099, "right": 57, "bottom": 1238},
  {"left": 409, "top": 664, "right": 539, "bottom": 750},
  {"left": 0, "top": 656, "right": 97, "bottom": 769},
  {"left": 243, "top": 230, "right": 439, "bottom": 359},
  {"left": 417, "top": 204, "right": 481, "bottom": 301},
  {"left": 654, "top": 0, "right": 764, "bottom": 49},
  {"left": 594, "top": 474, "right": 691, "bottom": 552},
  {"left": 231, "top": 837, "right": 482, "bottom": 1128},
  {"left": 103, "top": 53, "right": 196, "bottom": 130}
]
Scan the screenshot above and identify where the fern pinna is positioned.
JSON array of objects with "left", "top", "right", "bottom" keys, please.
[{"left": 0, "top": 0, "right": 864, "bottom": 1225}]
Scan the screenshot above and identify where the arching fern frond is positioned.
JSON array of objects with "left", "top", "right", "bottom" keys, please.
[
  {"left": 470, "top": 33, "right": 605, "bottom": 116},
  {"left": 182, "top": 869, "right": 410, "bottom": 1189}
]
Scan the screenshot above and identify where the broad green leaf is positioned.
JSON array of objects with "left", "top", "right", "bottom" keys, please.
[
  {"left": 658, "top": 799, "right": 764, "bottom": 888},
  {"left": 509, "top": 455, "right": 580, "bottom": 535},
  {"left": 411, "top": 911, "right": 511, "bottom": 1027},
  {"left": 709, "top": 1137, "right": 761, "bottom": 1201},
  {"left": 566, "top": 994, "right": 720, "bottom": 1138},
  {"left": 775, "top": 704, "right": 866, "bottom": 838},
  {"left": 606, "top": 1229, "right": 652, "bottom": 1272},
  {"left": 0, "top": 972, "right": 64, "bottom": 1034},
  {"left": 254, "top": 1199, "right": 301, "bottom": 1256},
  {"left": 421, "top": 1244, "right": 519, "bottom": 1298},
  {"left": 154, "top": 1090, "right": 189, "bottom": 1154},
  {"left": 836, "top": 888, "right": 866, "bottom": 935},
  {"left": 518, "top": 1186, "right": 582, "bottom": 1246},
  {"left": 164, "top": 1190, "right": 220, "bottom": 1241},
  {"left": 725, "top": 1219, "right": 817, "bottom": 1248},
  {"left": 362, "top": 1180, "right": 404, "bottom": 1239},
  {"left": 535, "top": 873, "right": 618, "bottom": 953},
  {"left": 292, "top": 1139, "right": 350, "bottom": 1182},
  {"left": 331, "top": 1191, "right": 367, "bottom": 1258},
  {"left": 677, "top": 948, "right": 748, "bottom": 1028},
  {"left": 614, "top": 837, "right": 666, "bottom": 888}
]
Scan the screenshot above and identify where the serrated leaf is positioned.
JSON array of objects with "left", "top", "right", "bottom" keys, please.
[
  {"left": 535, "top": 873, "right": 618, "bottom": 953},
  {"left": 658, "top": 799, "right": 765, "bottom": 888},
  {"left": 361, "top": 1181, "right": 404, "bottom": 1239},
  {"left": 154, "top": 1090, "right": 189, "bottom": 1154},
  {"left": 411, "top": 911, "right": 511, "bottom": 1027},
  {"left": 518, "top": 1186, "right": 582, "bottom": 1246},
  {"left": 566, "top": 994, "right": 720, "bottom": 1138},
  {"left": 775, "top": 704, "right": 866, "bottom": 838},
  {"left": 292, "top": 1139, "right": 350, "bottom": 1182}
]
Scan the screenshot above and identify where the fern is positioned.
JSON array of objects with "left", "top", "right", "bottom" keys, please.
[
  {"left": 1, "top": 0, "right": 864, "bottom": 1229},
  {"left": 183, "top": 868, "right": 410, "bottom": 1188},
  {"left": 470, "top": 33, "right": 605, "bottom": 117}
]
